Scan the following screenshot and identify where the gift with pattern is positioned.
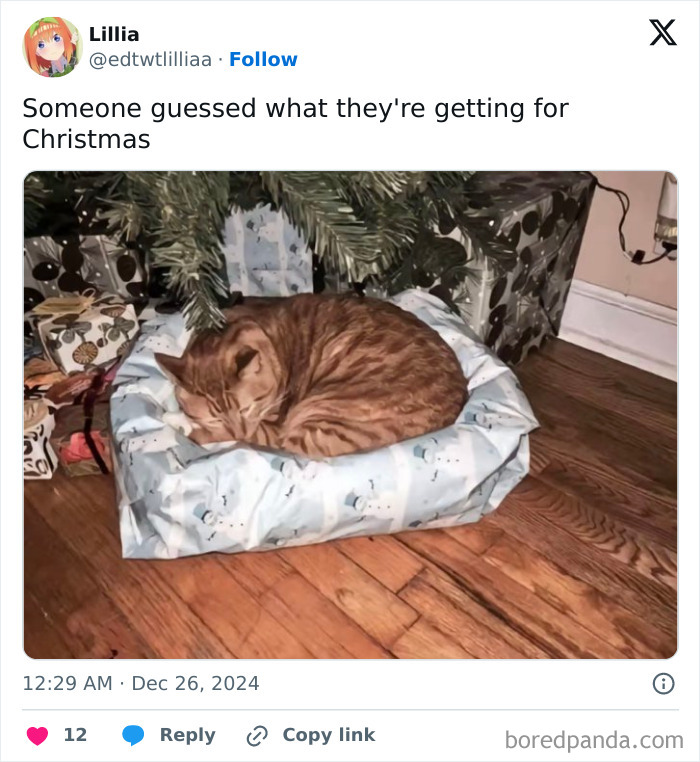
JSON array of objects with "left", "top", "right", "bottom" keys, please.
[
  {"left": 33, "top": 294, "right": 139, "bottom": 374},
  {"left": 383, "top": 171, "right": 596, "bottom": 364},
  {"left": 221, "top": 204, "right": 314, "bottom": 297},
  {"left": 24, "top": 314, "right": 45, "bottom": 363},
  {"left": 24, "top": 171, "right": 595, "bottom": 351},
  {"left": 24, "top": 235, "right": 146, "bottom": 311},
  {"left": 24, "top": 399, "right": 58, "bottom": 480}
]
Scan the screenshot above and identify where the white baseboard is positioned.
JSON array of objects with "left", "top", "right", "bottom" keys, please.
[{"left": 559, "top": 280, "right": 677, "bottom": 381}]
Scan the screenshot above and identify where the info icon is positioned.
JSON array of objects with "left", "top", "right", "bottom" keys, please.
[{"left": 652, "top": 673, "right": 675, "bottom": 695}]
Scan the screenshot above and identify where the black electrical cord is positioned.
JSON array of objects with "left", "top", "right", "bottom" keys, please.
[
  {"left": 586, "top": 172, "right": 669, "bottom": 266},
  {"left": 588, "top": 174, "right": 631, "bottom": 253},
  {"left": 633, "top": 251, "right": 669, "bottom": 266}
]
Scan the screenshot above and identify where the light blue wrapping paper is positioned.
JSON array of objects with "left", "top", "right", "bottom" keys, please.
[
  {"left": 221, "top": 204, "right": 313, "bottom": 296},
  {"left": 111, "top": 290, "right": 538, "bottom": 559}
]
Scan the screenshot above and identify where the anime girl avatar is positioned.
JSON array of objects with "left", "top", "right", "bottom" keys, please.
[{"left": 23, "top": 17, "right": 80, "bottom": 77}]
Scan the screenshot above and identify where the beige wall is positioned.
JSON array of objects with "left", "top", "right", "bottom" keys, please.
[{"left": 575, "top": 171, "right": 677, "bottom": 309}]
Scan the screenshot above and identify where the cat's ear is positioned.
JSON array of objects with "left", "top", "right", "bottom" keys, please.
[
  {"left": 155, "top": 353, "right": 188, "bottom": 386},
  {"left": 235, "top": 346, "right": 261, "bottom": 379}
]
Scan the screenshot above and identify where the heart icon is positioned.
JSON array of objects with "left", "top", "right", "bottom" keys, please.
[{"left": 27, "top": 727, "right": 48, "bottom": 746}]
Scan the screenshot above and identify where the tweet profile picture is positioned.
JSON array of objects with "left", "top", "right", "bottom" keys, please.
[{"left": 23, "top": 17, "right": 81, "bottom": 78}]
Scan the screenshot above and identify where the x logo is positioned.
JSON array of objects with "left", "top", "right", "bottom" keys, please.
[{"left": 650, "top": 19, "right": 677, "bottom": 45}]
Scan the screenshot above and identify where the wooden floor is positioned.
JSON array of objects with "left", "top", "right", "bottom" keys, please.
[{"left": 24, "top": 339, "right": 677, "bottom": 659}]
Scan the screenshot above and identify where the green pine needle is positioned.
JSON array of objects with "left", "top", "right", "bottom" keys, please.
[{"left": 25, "top": 170, "right": 479, "bottom": 332}]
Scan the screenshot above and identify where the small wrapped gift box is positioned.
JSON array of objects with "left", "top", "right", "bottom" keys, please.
[
  {"left": 24, "top": 399, "right": 57, "bottom": 480},
  {"left": 314, "top": 172, "right": 595, "bottom": 364},
  {"left": 221, "top": 204, "right": 314, "bottom": 297},
  {"left": 24, "top": 313, "right": 45, "bottom": 363},
  {"left": 33, "top": 294, "right": 138, "bottom": 374},
  {"left": 450, "top": 171, "right": 595, "bottom": 363},
  {"left": 385, "top": 171, "right": 596, "bottom": 364},
  {"left": 24, "top": 234, "right": 147, "bottom": 309},
  {"left": 51, "top": 401, "right": 112, "bottom": 477},
  {"left": 24, "top": 357, "right": 67, "bottom": 401}
]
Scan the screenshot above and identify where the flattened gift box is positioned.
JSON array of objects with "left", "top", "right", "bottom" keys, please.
[
  {"left": 111, "top": 290, "right": 538, "bottom": 560},
  {"left": 24, "top": 399, "right": 57, "bottom": 480},
  {"left": 33, "top": 294, "right": 139, "bottom": 374}
]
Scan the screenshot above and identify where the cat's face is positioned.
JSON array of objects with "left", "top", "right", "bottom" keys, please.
[{"left": 155, "top": 324, "right": 282, "bottom": 441}]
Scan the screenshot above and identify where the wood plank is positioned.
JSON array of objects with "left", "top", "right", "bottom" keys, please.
[
  {"left": 220, "top": 551, "right": 295, "bottom": 599},
  {"left": 155, "top": 555, "right": 313, "bottom": 659},
  {"left": 335, "top": 534, "right": 424, "bottom": 592},
  {"left": 26, "top": 475, "right": 234, "bottom": 658},
  {"left": 446, "top": 518, "right": 504, "bottom": 556},
  {"left": 399, "top": 531, "right": 551, "bottom": 658},
  {"left": 528, "top": 447, "right": 551, "bottom": 476},
  {"left": 524, "top": 339, "right": 676, "bottom": 401},
  {"left": 537, "top": 457, "right": 676, "bottom": 546},
  {"left": 529, "top": 339, "right": 676, "bottom": 411},
  {"left": 391, "top": 618, "right": 472, "bottom": 659},
  {"left": 398, "top": 573, "right": 531, "bottom": 658},
  {"left": 519, "top": 341, "right": 676, "bottom": 436},
  {"left": 523, "top": 479, "right": 676, "bottom": 589},
  {"left": 492, "top": 480, "right": 676, "bottom": 637},
  {"left": 24, "top": 592, "right": 76, "bottom": 660},
  {"left": 534, "top": 437, "right": 676, "bottom": 511},
  {"left": 279, "top": 542, "right": 419, "bottom": 648},
  {"left": 482, "top": 534, "right": 674, "bottom": 658},
  {"left": 24, "top": 503, "right": 155, "bottom": 659},
  {"left": 524, "top": 388, "right": 676, "bottom": 495},
  {"left": 400, "top": 531, "right": 626, "bottom": 658},
  {"left": 257, "top": 572, "right": 390, "bottom": 658}
]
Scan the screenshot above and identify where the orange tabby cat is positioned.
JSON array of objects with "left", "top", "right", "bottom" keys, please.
[{"left": 156, "top": 294, "right": 467, "bottom": 459}]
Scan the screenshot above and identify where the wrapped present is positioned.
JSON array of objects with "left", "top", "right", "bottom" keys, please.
[
  {"left": 385, "top": 171, "right": 596, "bottom": 364},
  {"left": 112, "top": 290, "right": 537, "bottom": 559},
  {"left": 221, "top": 204, "right": 313, "bottom": 296},
  {"left": 24, "top": 399, "right": 57, "bottom": 480},
  {"left": 24, "top": 357, "right": 67, "bottom": 400},
  {"left": 24, "top": 234, "right": 147, "bottom": 310},
  {"left": 33, "top": 294, "right": 138, "bottom": 374},
  {"left": 24, "top": 313, "right": 45, "bottom": 362},
  {"left": 46, "top": 369, "right": 105, "bottom": 406},
  {"left": 51, "top": 400, "right": 112, "bottom": 477},
  {"left": 24, "top": 356, "right": 115, "bottom": 411}
]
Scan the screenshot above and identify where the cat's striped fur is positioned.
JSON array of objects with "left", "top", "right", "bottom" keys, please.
[{"left": 156, "top": 294, "right": 467, "bottom": 459}]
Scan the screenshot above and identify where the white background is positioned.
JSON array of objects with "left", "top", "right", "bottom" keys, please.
[{"left": 0, "top": 1, "right": 696, "bottom": 760}]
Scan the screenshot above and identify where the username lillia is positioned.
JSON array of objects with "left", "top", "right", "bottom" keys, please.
[{"left": 89, "top": 26, "right": 139, "bottom": 41}]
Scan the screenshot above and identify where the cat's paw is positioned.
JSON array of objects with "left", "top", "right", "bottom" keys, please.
[
  {"left": 189, "top": 426, "right": 237, "bottom": 447},
  {"left": 162, "top": 411, "right": 193, "bottom": 435}
]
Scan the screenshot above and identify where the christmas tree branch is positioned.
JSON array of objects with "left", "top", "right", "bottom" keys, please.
[
  {"left": 261, "top": 171, "right": 390, "bottom": 281},
  {"left": 122, "top": 171, "right": 231, "bottom": 330}
]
